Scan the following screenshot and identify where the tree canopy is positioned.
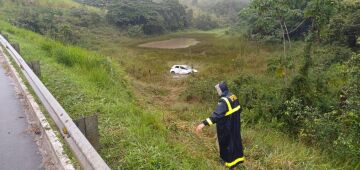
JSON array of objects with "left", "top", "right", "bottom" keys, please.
[
  {"left": 240, "top": 0, "right": 360, "bottom": 48},
  {"left": 106, "top": 0, "right": 191, "bottom": 35}
]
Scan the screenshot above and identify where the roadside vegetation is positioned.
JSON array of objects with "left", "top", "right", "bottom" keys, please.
[{"left": 0, "top": 0, "right": 359, "bottom": 169}]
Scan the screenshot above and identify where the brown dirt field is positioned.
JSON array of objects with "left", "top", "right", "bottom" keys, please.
[{"left": 138, "top": 38, "right": 199, "bottom": 49}]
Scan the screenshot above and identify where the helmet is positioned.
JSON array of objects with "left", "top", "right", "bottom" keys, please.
[{"left": 215, "top": 81, "right": 229, "bottom": 96}]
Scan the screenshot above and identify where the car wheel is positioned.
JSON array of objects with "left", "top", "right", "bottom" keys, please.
[{"left": 171, "top": 71, "right": 175, "bottom": 74}]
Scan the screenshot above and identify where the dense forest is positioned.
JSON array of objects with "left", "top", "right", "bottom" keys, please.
[
  {"left": 0, "top": 0, "right": 359, "bottom": 169},
  {"left": 106, "top": 0, "right": 191, "bottom": 34},
  {"left": 6, "top": 0, "right": 250, "bottom": 36}
]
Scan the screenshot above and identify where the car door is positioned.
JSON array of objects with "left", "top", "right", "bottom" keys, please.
[
  {"left": 175, "top": 66, "right": 180, "bottom": 73},
  {"left": 179, "top": 66, "right": 188, "bottom": 74}
]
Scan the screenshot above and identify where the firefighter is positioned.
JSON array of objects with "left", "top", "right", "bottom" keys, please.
[{"left": 196, "top": 81, "right": 244, "bottom": 169}]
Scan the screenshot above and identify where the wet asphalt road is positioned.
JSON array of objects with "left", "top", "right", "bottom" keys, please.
[{"left": 0, "top": 55, "right": 43, "bottom": 169}]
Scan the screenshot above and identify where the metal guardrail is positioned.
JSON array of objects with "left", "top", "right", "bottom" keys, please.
[{"left": 0, "top": 34, "right": 110, "bottom": 170}]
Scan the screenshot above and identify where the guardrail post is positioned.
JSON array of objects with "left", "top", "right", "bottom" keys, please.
[
  {"left": 3, "top": 34, "right": 8, "bottom": 41},
  {"left": 26, "top": 60, "right": 41, "bottom": 78},
  {"left": 11, "top": 43, "right": 20, "bottom": 54},
  {"left": 74, "top": 114, "right": 100, "bottom": 151}
]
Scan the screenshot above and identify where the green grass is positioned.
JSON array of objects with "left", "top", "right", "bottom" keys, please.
[
  {"left": 0, "top": 0, "right": 358, "bottom": 168},
  {"left": 71, "top": 23, "right": 358, "bottom": 169},
  {"left": 0, "top": 20, "right": 216, "bottom": 169},
  {"left": 242, "top": 123, "right": 358, "bottom": 169},
  {"left": 1, "top": 19, "right": 357, "bottom": 169}
]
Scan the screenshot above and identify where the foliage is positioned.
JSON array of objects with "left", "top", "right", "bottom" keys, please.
[
  {"left": 182, "top": 77, "right": 219, "bottom": 103},
  {"left": 193, "top": 14, "right": 218, "bottom": 30},
  {"left": 74, "top": 0, "right": 110, "bottom": 7},
  {"left": 326, "top": 1, "right": 360, "bottom": 47},
  {"left": 180, "top": 0, "right": 249, "bottom": 26},
  {"left": 106, "top": 0, "right": 190, "bottom": 35},
  {"left": 347, "top": 53, "right": 360, "bottom": 115},
  {"left": 208, "top": 0, "right": 247, "bottom": 25},
  {"left": 10, "top": 6, "right": 102, "bottom": 44},
  {"left": 240, "top": 0, "right": 360, "bottom": 48},
  {"left": 239, "top": 0, "right": 307, "bottom": 41},
  {"left": 232, "top": 78, "right": 279, "bottom": 125},
  {"left": 303, "top": 0, "right": 337, "bottom": 43},
  {"left": 68, "top": 8, "right": 102, "bottom": 27},
  {"left": 237, "top": 2, "right": 360, "bottom": 163}
]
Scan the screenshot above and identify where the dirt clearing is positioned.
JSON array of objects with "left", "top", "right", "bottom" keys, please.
[{"left": 139, "top": 38, "right": 199, "bottom": 49}]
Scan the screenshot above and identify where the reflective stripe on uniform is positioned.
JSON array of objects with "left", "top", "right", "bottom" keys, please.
[
  {"left": 206, "top": 118, "right": 213, "bottom": 126},
  {"left": 225, "top": 156, "right": 245, "bottom": 167},
  {"left": 221, "top": 97, "right": 241, "bottom": 116}
]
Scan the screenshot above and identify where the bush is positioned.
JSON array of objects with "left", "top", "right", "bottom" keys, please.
[
  {"left": 11, "top": 6, "right": 99, "bottom": 44},
  {"left": 230, "top": 75, "right": 285, "bottom": 123},
  {"left": 313, "top": 45, "right": 353, "bottom": 68},
  {"left": 182, "top": 77, "right": 219, "bottom": 103},
  {"left": 69, "top": 8, "right": 102, "bottom": 27},
  {"left": 347, "top": 53, "right": 360, "bottom": 112},
  {"left": 126, "top": 25, "right": 144, "bottom": 37}
]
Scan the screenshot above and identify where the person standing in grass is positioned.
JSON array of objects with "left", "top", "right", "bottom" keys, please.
[{"left": 196, "top": 81, "right": 245, "bottom": 169}]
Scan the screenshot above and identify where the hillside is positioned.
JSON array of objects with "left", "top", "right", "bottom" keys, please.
[{"left": 0, "top": 0, "right": 359, "bottom": 169}]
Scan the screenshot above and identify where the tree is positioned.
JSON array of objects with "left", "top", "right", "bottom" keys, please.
[
  {"left": 209, "top": 0, "right": 247, "bottom": 25},
  {"left": 106, "top": 0, "right": 190, "bottom": 35},
  {"left": 240, "top": 0, "right": 307, "bottom": 54},
  {"left": 347, "top": 53, "right": 360, "bottom": 114},
  {"left": 326, "top": 1, "right": 360, "bottom": 47},
  {"left": 304, "top": 0, "right": 336, "bottom": 43}
]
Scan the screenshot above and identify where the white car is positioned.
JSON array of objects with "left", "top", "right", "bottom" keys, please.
[{"left": 170, "top": 65, "right": 198, "bottom": 75}]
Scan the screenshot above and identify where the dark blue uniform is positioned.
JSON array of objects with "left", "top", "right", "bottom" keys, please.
[{"left": 202, "top": 83, "right": 244, "bottom": 168}]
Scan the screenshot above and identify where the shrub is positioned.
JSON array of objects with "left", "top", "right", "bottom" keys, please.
[
  {"left": 347, "top": 53, "right": 360, "bottom": 112},
  {"left": 126, "top": 25, "right": 144, "bottom": 37},
  {"left": 69, "top": 8, "right": 101, "bottom": 27},
  {"left": 11, "top": 6, "right": 97, "bottom": 44},
  {"left": 182, "top": 77, "right": 219, "bottom": 103},
  {"left": 313, "top": 45, "right": 353, "bottom": 68}
]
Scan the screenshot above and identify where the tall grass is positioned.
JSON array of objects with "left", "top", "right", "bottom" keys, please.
[
  {"left": 0, "top": 20, "right": 220, "bottom": 169},
  {"left": 40, "top": 42, "right": 117, "bottom": 88},
  {"left": 1, "top": 5, "right": 357, "bottom": 168},
  {"left": 69, "top": 21, "right": 358, "bottom": 169}
]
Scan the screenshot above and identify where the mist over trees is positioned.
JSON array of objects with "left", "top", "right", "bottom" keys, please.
[
  {"left": 72, "top": 0, "right": 250, "bottom": 32},
  {"left": 181, "top": 0, "right": 249, "bottom": 28}
]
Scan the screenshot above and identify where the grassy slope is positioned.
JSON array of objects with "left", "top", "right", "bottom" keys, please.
[
  {"left": 0, "top": 0, "right": 355, "bottom": 169},
  {"left": 0, "top": 20, "right": 215, "bottom": 169},
  {"left": 80, "top": 27, "right": 351, "bottom": 169}
]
